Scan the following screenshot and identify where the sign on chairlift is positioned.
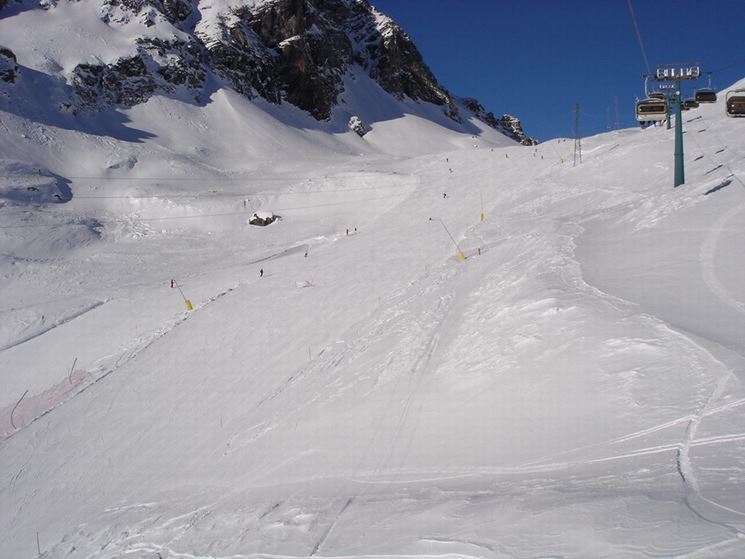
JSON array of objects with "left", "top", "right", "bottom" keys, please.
[{"left": 655, "top": 65, "right": 701, "bottom": 81}]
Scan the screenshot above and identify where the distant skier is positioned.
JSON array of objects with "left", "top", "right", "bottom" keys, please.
[
  {"left": 170, "top": 279, "right": 175, "bottom": 288},
  {"left": 304, "top": 249, "right": 309, "bottom": 258},
  {"left": 443, "top": 193, "right": 447, "bottom": 198},
  {"left": 260, "top": 268, "right": 264, "bottom": 278}
]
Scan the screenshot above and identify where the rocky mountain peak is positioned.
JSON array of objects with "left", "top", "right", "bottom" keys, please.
[
  {"left": 461, "top": 98, "right": 537, "bottom": 146},
  {"left": 1, "top": 0, "right": 536, "bottom": 144}
]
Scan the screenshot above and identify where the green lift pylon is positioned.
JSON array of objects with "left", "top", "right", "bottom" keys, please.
[
  {"left": 653, "top": 64, "right": 700, "bottom": 187},
  {"left": 673, "top": 79, "right": 685, "bottom": 187}
]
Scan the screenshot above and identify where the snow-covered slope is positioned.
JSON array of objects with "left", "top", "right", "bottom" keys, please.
[{"left": 2, "top": 68, "right": 745, "bottom": 557}]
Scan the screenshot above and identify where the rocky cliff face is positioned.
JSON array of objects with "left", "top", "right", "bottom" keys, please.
[
  {"left": 461, "top": 98, "right": 537, "bottom": 146},
  {"left": 70, "top": 36, "right": 206, "bottom": 106},
  {"left": 198, "top": 0, "right": 459, "bottom": 121},
  {"left": 1, "top": 0, "right": 536, "bottom": 144}
]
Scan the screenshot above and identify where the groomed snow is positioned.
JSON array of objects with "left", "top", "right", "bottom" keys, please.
[{"left": 2, "top": 7, "right": 745, "bottom": 556}]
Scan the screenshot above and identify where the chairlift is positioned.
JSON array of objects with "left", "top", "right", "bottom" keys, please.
[
  {"left": 694, "top": 89, "right": 717, "bottom": 103},
  {"left": 683, "top": 98, "right": 699, "bottom": 110},
  {"left": 636, "top": 97, "right": 668, "bottom": 125},
  {"left": 725, "top": 90, "right": 745, "bottom": 117},
  {"left": 649, "top": 92, "right": 666, "bottom": 100},
  {"left": 695, "top": 72, "right": 717, "bottom": 103}
]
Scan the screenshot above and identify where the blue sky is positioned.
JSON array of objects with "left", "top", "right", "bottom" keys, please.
[{"left": 371, "top": 0, "right": 745, "bottom": 141}]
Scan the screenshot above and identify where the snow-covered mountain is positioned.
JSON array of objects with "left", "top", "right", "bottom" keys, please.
[
  {"left": 2, "top": 0, "right": 745, "bottom": 557},
  {"left": 0, "top": 0, "right": 536, "bottom": 145}
]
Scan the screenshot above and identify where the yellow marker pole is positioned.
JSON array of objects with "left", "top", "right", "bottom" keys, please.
[
  {"left": 437, "top": 219, "right": 466, "bottom": 262},
  {"left": 173, "top": 280, "right": 193, "bottom": 311}
]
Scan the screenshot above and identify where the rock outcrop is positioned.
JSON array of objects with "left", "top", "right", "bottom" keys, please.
[
  {"left": 200, "top": 0, "right": 457, "bottom": 121},
  {"left": 0, "top": 46, "right": 18, "bottom": 84},
  {"left": 249, "top": 211, "right": 280, "bottom": 226},
  {"left": 348, "top": 115, "right": 369, "bottom": 137},
  {"left": 71, "top": 37, "right": 206, "bottom": 108},
  {"left": 461, "top": 98, "right": 538, "bottom": 145}
]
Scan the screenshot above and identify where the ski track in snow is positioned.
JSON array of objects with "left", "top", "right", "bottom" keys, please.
[
  {"left": 0, "top": 299, "right": 106, "bottom": 353},
  {"left": 700, "top": 201, "right": 745, "bottom": 316},
  {"left": 1, "top": 237, "right": 323, "bottom": 440},
  {"left": 230, "top": 257, "right": 465, "bottom": 555},
  {"left": 566, "top": 138, "right": 745, "bottom": 538},
  {"left": 670, "top": 199, "right": 745, "bottom": 532},
  {"left": 2, "top": 75, "right": 745, "bottom": 557},
  {"left": 309, "top": 496, "right": 355, "bottom": 556},
  {"left": 1, "top": 283, "right": 236, "bottom": 438}
]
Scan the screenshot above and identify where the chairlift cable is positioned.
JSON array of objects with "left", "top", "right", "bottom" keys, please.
[
  {"left": 71, "top": 184, "right": 406, "bottom": 199},
  {"left": 66, "top": 175, "right": 312, "bottom": 181},
  {"left": 626, "top": 0, "right": 652, "bottom": 75},
  {"left": 0, "top": 192, "right": 407, "bottom": 229},
  {"left": 710, "top": 57, "right": 745, "bottom": 74}
]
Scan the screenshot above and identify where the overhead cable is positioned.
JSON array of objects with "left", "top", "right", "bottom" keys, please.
[{"left": 626, "top": 0, "right": 652, "bottom": 75}]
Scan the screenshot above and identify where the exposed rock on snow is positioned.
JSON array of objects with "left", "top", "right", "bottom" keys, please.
[
  {"left": 461, "top": 97, "right": 538, "bottom": 145},
  {"left": 0, "top": 163, "right": 72, "bottom": 205},
  {"left": 348, "top": 115, "right": 368, "bottom": 136},
  {"left": 248, "top": 210, "right": 279, "bottom": 226},
  {"left": 100, "top": 0, "right": 193, "bottom": 26},
  {"left": 72, "top": 55, "right": 157, "bottom": 108},
  {"left": 0, "top": 46, "right": 18, "bottom": 83},
  {"left": 71, "top": 37, "right": 206, "bottom": 108}
]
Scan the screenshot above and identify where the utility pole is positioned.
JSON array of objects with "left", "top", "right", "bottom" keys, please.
[
  {"left": 573, "top": 103, "right": 582, "bottom": 167},
  {"left": 614, "top": 96, "right": 620, "bottom": 130}
]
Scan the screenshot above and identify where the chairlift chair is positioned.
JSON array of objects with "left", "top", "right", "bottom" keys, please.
[
  {"left": 695, "top": 72, "right": 717, "bottom": 103},
  {"left": 683, "top": 98, "right": 699, "bottom": 110},
  {"left": 636, "top": 97, "right": 668, "bottom": 125},
  {"left": 726, "top": 90, "right": 745, "bottom": 117},
  {"left": 694, "top": 89, "right": 717, "bottom": 103}
]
